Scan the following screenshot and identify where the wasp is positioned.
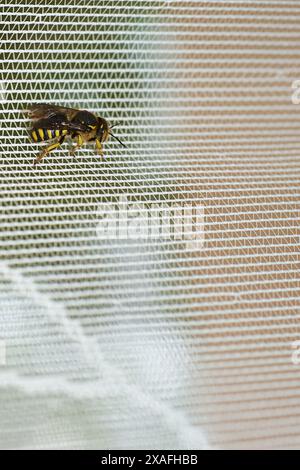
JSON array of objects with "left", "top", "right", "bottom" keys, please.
[{"left": 25, "top": 103, "right": 126, "bottom": 164}]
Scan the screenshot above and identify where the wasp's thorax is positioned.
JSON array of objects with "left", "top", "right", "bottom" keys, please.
[{"left": 72, "top": 110, "right": 98, "bottom": 130}]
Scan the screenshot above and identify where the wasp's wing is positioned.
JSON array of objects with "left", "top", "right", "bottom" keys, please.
[
  {"left": 25, "top": 103, "right": 78, "bottom": 121},
  {"left": 27, "top": 104, "right": 90, "bottom": 133},
  {"left": 33, "top": 117, "right": 89, "bottom": 133}
]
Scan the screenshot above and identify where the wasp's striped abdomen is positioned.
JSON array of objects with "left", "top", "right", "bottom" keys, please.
[{"left": 31, "top": 128, "right": 68, "bottom": 142}]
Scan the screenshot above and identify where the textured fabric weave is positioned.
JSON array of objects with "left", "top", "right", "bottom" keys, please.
[{"left": 0, "top": 0, "right": 300, "bottom": 450}]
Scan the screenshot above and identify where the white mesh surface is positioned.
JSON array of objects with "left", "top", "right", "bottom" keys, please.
[{"left": 1, "top": 0, "right": 300, "bottom": 450}]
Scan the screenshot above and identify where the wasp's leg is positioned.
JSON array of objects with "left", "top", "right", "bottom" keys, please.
[
  {"left": 69, "top": 134, "right": 84, "bottom": 157},
  {"left": 34, "top": 136, "right": 65, "bottom": 165},
  {"left": 95, "top": 138, "right": 105, "bottom": 158}
]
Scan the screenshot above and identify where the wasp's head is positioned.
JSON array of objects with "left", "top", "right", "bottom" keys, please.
[
  {"left": 98, "top": 120, "right": 126, "bottom": 148},
  {"left": 96, "top": 117, "right": 110, "bottom": 143}
]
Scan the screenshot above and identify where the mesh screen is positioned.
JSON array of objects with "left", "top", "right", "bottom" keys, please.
[{"left": 0, "top": 0, "right": 300, "bottom": 450}]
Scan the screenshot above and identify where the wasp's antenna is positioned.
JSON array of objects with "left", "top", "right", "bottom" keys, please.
[
  {"left": 108, "top": 132, "right": 127, "bottom": 148},
  {"left": 109, "top": 122, "right": 121, "bottom": 129}
]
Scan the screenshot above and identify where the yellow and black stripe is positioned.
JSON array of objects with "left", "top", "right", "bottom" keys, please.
[{"left": 31, "top": 128, "right": 68, "bottom": 142}]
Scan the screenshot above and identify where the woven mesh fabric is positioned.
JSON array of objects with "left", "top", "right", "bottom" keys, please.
[{"left": 0, "top": 0, "right": 300, "bottom": 450}]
